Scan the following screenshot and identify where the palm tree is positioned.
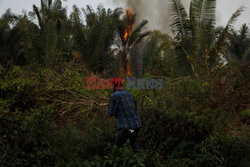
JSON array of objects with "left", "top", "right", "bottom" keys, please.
[
  {"left": 116, "top": 9, "right": 150, "bottom": 75},
  {"left": 170, "top": 0, "right": 244, "bottom": 78},
  {"left": 142, "top": 31, "right": 175, "bottom": 76},
  {"left": 32, "top": 0, "right": 68, "bottom": 67},
  {"left": 226, "top": 24, "right": 250, "bottom": 62},
  {"left": 33, "top": 0, "right": 65, "bottom": 32},
  {"left": 0, "top": 10, "right": 24, "bottom": 71},
  {"left": 70, "top": 5, "right": 123, "bottom": 73}
]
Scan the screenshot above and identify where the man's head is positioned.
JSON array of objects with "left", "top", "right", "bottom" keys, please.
[{"left": 111, "top": 78, "right": 124, "bottom": 92}]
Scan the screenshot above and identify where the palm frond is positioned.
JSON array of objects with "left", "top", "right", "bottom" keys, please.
[
  {"left": 132, "top": 31, "right": 151, "bottom": 48},
  {"left": 117, "top": 22, "right": 126, "bottom": 46},
  {"left": 192, "top": 0, "right": 216, "bottom": 25},
  {"left": 239, "top": 24, "right": 249, "bottom": 40},
  {"left": 33, "top": 5, "right": 43, "bottom": 30},
  {"left": 191, "top": 0, "right": 216, "bottom": 55},
  {"left": 226, "top": 6, "right": 245, "bottom": 29},
  {"left": 209, "top": 6, "right": 245, "bottom": 65},
  {"left": 242, "top": 46, "right": 250, "bottom": 62},
  {"left": 48, "top": 0, "right": 53, "bottom": 8},
  {"left": 52, "top": 0, "right": 61, "bottom": 10},
  {"left": 170, "top": 0, "right": 189, "bottom": 38},
  {"left": 128, "top": 19, "right": 148, "bottom": 46},
  {"left": 41, "top": 0, "right": 46, "bottom": 13},
  {"left": 210, "top": 6, "right": 245, "bottom": 51},
  {"left": 112, "top": 7, "right": 123, "bottom": 18},
  {"left": 1, "top": 9, "right": 18, "bottom": 23}
]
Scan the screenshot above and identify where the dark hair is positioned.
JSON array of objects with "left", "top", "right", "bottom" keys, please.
[{"left": 112, "top": 78, "right": 123, "bottom": 89}]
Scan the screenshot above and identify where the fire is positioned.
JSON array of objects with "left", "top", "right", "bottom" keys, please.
[
  {"left": 126, "top": 63, "right": 131, "bottom": 76},
  {"left": 124, "top": 9, "right": 134, "bottom": 42},
  {"left": 123, "top": 9, "right": 134, "bottom": 75}
]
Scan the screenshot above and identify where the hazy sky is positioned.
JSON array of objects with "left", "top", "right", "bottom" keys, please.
[{"left": 0, "top": 0, "right": 249, "bottom": 30}]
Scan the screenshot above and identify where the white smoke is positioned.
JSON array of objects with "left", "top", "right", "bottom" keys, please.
[{"left": 113, "top": 0, "right": 191, "bottom": 34}]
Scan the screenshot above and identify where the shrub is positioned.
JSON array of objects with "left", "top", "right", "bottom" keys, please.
[
  {"left": 239, "top": 108, "right": 250, "bottom": 124},
  {"left": 0, "top": 66, "right": 38, "bottom": 111},
  {"left": 0, "top": 110, "right": 55, "bottom": 167}
]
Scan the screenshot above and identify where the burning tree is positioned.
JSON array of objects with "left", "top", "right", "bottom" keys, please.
[{"left": 116, "top": 9, "right": 150, "bottom": 75}]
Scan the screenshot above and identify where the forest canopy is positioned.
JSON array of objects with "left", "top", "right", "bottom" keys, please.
[{"left": 0, "top": 0, "right": 249, "bottom": 166}]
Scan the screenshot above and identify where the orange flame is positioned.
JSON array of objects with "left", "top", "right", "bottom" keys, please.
[
  {"left": 124, "top": 9, "right": 134, "bottom": 42},
  {"left": 124, "top": 9, "right": 134, "bottom": 75},
  {"left": 126, "top": 63, "right": 131, "bottom": 76}
]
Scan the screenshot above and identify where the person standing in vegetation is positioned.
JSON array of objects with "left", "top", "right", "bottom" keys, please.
[{"left": 108, "top": 78, "right": 141, "bottom": 151}]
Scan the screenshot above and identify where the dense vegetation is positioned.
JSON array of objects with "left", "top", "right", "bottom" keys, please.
[{"left": 0, "top": 0, "right": 249, "bottom": 166}]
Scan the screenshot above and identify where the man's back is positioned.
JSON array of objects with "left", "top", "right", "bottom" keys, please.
[{"left": 108, "top": 89, "right": 141, "bottom": 129}]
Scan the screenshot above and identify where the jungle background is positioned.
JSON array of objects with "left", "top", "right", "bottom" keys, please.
[{"left": 0, "top": 0, "right": 249, "bottom": 166}]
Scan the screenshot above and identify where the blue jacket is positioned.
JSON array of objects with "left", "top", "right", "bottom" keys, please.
[{"left": 108, "top": 89, "right": 142, "bottom": 129}]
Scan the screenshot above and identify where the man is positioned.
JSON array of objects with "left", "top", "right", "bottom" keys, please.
[{"left": 108, "top": 78, "right": 141, "bottom": 151}]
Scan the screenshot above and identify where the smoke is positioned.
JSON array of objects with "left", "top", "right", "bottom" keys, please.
[{"left": 113, "top": 0, "right": 191, "bottom": 34}]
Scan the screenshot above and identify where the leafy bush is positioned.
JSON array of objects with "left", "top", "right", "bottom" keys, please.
[
  {"left": 1, "top": 66, "right": 249, "bottom": 167},
  {"left": 0, "top": 109, "right": 55, "bottom": 166},
  {"left": 239, "top": 108, "right": 250, "bottom": 124},
  {"left": 81, "top": 144, "right": 165, "bottom": 167},
  {"left": 0, "top": 66, "right": 39, "bottom": 111}
]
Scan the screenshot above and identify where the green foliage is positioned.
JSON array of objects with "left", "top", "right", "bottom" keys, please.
[
  {"left": 226, "top": 24, "right": 250, "bottom": 62},
  {"left": 0, "top": 9, "right": 26, "bottom": 70},
  {"left": 50, "top": 125, "right": 109, "bottom": 167},
  {"left": 0, "top": 1, "right": 249, "bottom": 166},
  {"left": 210, "top": 61, "right": 249, "bottom": 112},
  {"left": 170, "top": 0, "right": 245, "bottom": 78},
  {"left": 70, "top": 5, "right": 122, "bottom": 73},
  {"left": 101, "top": 145, "right": 164, "bottom": 167},
  {"left": 239, "top": 108, "right": 250, "bottom": 124},
  {"left": 0, "top": 109, "right": 108, "bottom": 167},
  {"left": 0, "top": 66, "right": 38, "bottom": 111},
  {"left": 142, "top": 31, "right": 176, "bottom": 76},
  {"left": 32, "top": 0, "right": 69, "bottom": 67},
  {"left": 196, "top": 133, "right": 250, "bottom": 167},
  {"left": 0, "top": 110, "right": 55, "bottom": 167},
  {"left": 1, "top": 63, "right": 249, "bottom": 167},
  {"left": 77, "top": 144, "right": 164, "bottom": 167}
]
